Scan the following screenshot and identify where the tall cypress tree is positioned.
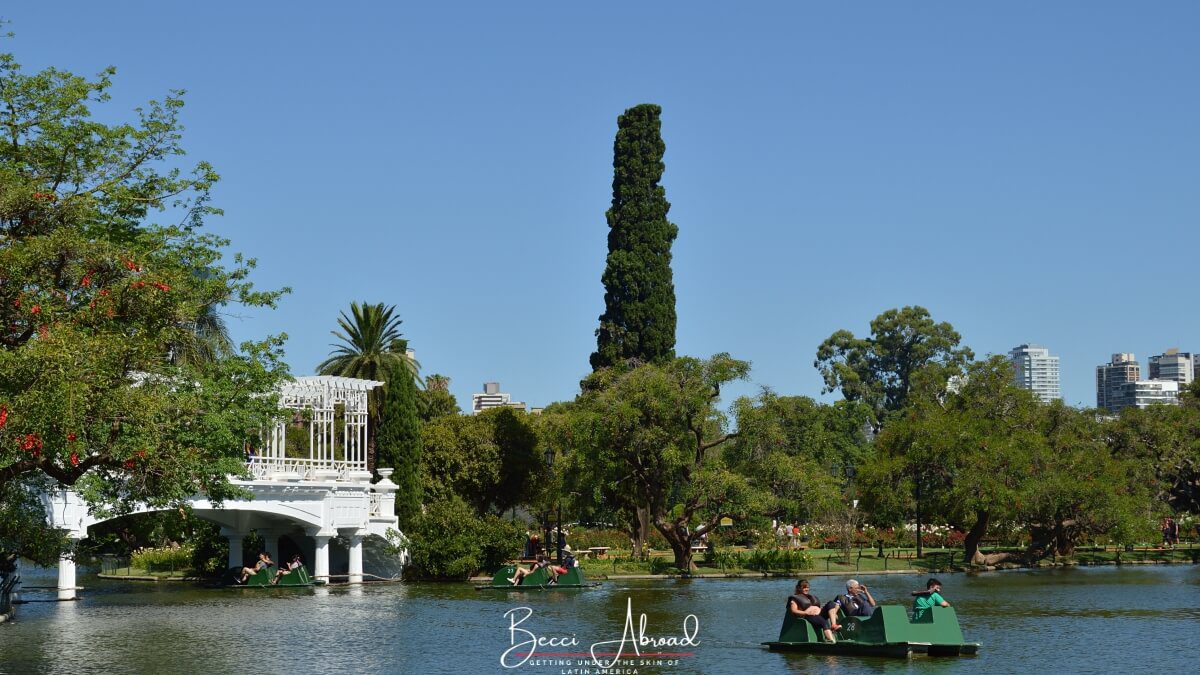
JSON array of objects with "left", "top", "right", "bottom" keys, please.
[
  {"left": 590, "top": 103, "right": 679, "bottom": 371},
  {"left": 376, "top": 363, "right": 423, "bottom": 528}
]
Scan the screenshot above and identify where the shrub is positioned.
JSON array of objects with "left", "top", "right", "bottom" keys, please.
[
  {"left": 745, "top": 548, "right": 813, "bottom": 572},
  {"left": 707, "top": 547, "right": 742, "bottom": 571},
  {"left": 648, "top": 557, "right": 682, "bottom": 575},
  {"left": 406, "top": 497, "right": 523, "bottom": 580},
  {"left": 570, "top": 528, "right": 630, "bottom": 551},
  {"left": 131, "top": 545, "right": 193, "bottom": 572}
]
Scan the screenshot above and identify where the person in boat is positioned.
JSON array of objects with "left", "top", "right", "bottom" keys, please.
[
  {"left": 271, "top": 554, "right": 304, "bottom": 585},
  {"left": 838, "top": 579, "right": 877, "bottom": 617},
  {"left": 786, "top": 579, "right": 841, "bottom": 643},
  {"left": 235, "top": 552, "right": 274, "bottom": 584},
  {"left": 547, "top": 557, "right": 571, "bottom": 585},
  {"left": 509, "top": 555, "right": 550, "bottom": 585},
  {"left": 911, "top": 578, "right": 951, "bottom": 620}
]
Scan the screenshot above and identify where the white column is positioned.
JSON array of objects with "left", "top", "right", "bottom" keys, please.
[
  {"left": 313, "top": 535, "right": 330, "bottom": 583},
  {"left": 348, "top": 534, "right": 364, "bottom": 584},
  {"left": 225, "top": 532, "right": 244, "bottom": 570},
  {"left": 262, "top": 530, "right": 280, "bottom": 565},
  {"left": 57, "top": 552, "right": 77, "bottom": 601}
]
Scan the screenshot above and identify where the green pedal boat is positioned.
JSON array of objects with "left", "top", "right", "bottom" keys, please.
[
  {"left": 764, "top": 605, "right": 980, "bottom": 657},
  {"left": 229, "top": 565, "right": 315, "bottom": 588},
  {"left": 476, "top": 563, "right": 599, "bottom": 591}
]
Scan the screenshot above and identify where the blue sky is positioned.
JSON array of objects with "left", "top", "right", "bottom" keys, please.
[{"left": 7, "top": 2, "right": 1197, "bottom": 409}]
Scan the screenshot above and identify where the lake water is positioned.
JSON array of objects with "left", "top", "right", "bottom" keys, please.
[{"left": 2, "top": 564, "right": 1197, "bottom": 674}]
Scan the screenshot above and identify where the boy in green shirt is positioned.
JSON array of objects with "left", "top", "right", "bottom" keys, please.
[{"left": 912, "top": 578, "right": 951, "bottom": 620}]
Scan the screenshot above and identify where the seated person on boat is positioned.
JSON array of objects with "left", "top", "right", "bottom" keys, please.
[
  {"left": 235, "top": 552, "right": 274, "bottom": 584},
  {"left": 509, "top": 555, "right": 554, "bottom": 585},
  {"left": 912, "top": 578, "right": 951, "bottom": 620},
  {"left": 272, "top": 554, "right": 304, "bottom": 585},
  {"left": 786, "top": 579, "right": 841, "bottom": 643},
  {"left": 838, "top": 579, "right": 876, "bottom": 617}
]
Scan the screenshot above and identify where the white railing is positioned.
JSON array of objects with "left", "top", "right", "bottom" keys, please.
[
  {"left": 244, "top": 457, "right": 367, "bottom": 481},
  {"left": 368, "top": 492, "right": 383, "bottom": 517}
]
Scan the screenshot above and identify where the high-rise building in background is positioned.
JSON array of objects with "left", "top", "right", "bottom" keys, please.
[
  {"left": 471, "top": 381, "right": 526, "bottom": 414},
  {"left": 1008, "top": 344, "right": 1062, "bottom": 403},
  {"left": 1109, "top": 380, "right": 1180, "bottom": 411},
  {"left": 1096, "top": 353, "right": 1140, "bottom": 412},
  {"left": 1149, "top": 348, "right": 1194, "bottom": 385}
]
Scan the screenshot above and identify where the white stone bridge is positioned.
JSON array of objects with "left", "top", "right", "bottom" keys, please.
[{"left": 42, "top": 376, "right": 406, "bottom": 599}]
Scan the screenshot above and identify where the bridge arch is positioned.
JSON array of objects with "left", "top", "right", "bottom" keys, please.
[{"left": 40, "top": 376, "right": 404, "bottom": 600}]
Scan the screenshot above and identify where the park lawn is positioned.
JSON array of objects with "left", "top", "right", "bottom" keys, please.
[
  {"left": 100, "top": 565, "right": 193, "bottom": 579},
  {"left": 572, "top": 543, "right": 1200, "bottom": 578}
]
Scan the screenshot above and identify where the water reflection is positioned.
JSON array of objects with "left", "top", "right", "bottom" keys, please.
[{"left": 2, "top": 565, "right": 1197, "bottom": 673}]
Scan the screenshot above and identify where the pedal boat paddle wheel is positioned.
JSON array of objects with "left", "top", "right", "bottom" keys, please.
[
  {"left": 763, "top": 605, "right": 980, "bottom": 658},
  {"left": 475, "top": 563, "right": 600, "bottom": 591}
]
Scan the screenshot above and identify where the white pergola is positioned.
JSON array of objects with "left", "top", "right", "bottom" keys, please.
[{"left": 251, "top": 375, "right": 384, "bottom": 481}]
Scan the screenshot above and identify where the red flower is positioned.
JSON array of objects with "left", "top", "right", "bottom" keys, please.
[
  {"left": 0, "top": 405, "right": 7, "bottom": 429},
  {"left": 20, "top": 433, "right": 43, "bottom": 451},
  {"left": 123, "top": 459, "right": 136, "bottom": 469},
  {"left": 153, "top": 282, "right": 171, "bottom": 292},
  {"left": 130, "top": 280, "right": 146, "bottom": 289},
  {"left": 30, "top": 304, "right": 41, "bottom": 314},
  {"left": 12, "top": 299, "right": 19, "bottom": 308},
  {"left": 99, "top": 289, "right": 110, "bottom": 297},
  {"left": 67, "top": 433, "right": 77, "bottom": 442},
  {"left": 81, "top": 272, "right": 93, "bottom": 287},
  {"left": 124, "top": 259, "right": 141, "bottom": 272},
  {"left": 69, "top": 452, "right": 80, "bottom": 466},
  {"left": 38, "top": 324, "right": 48, "bottom": 338},
  {"left": 106, "top": 308, "right": 115, "bottom": 317}
]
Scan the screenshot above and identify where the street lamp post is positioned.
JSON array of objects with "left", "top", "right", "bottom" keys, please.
[
  {"left": 915, "top": 473, "right": 923, "bottom": 559},
  {"left": 544, "top": 447, "right": 562, "bottom": 564}
]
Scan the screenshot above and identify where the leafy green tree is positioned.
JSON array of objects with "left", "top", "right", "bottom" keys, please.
[
  {"left": 814, "top": 306, "right": 973, "bottom": 430},
  {"left": 0, "top": 50, "right": 288, "bottom": 564},
  {"left": 590, "top": 103, "right": 678, "bottom": 371},
  {"left": 1024, "top": 403, "right": 1154, "bottom": 555},
  {"left": 863, "top": 357, "right": 1040, "bottom": 565},
  {"left": 169, "top": 302, "right": 234, "bottom": 366},
  {"left": 569, "top": 354, "right": 762, "bottom": 571},
  {"left": 316, "top": 301, "right": 419, "bottom": 470},
  {"left": 419, "top": 373, "right": 460, "bottom": 421},
  {"left": 1109, "top": 381, "right": 1200, "bottom": 514},
  {"left": 2, "top": 479, "right": 69, "bottom": 570},
  {"left": 421, "top": 408, "right": 543, "bottom": 516},
  {"left": 376, "top": 364, "right": 422, "bottom": 528},
  {"left": 728, "top": 392, "right": 863, "bottom": 524},
  {"left": 405, "top": 495, "right": 524, "bottom": 580}
]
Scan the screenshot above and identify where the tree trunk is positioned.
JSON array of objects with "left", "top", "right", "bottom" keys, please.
[
  {"left": 1053, "top": 520, "right": 1077, "bottom": 556},
  {"left": 629, "top": 511, "right": 644, "bottom": 559},
  {"left": 669, "top": 538, "right": 693, "bottom": 572},
  {"left": 963, "top": 509, "right": 1013, "bottom": 566},
  {"left": 635, "top": 506, "right": 651, "bottom": 559},
  {"left": 653, "top": 517, "right": 695, "bottom": 572}
]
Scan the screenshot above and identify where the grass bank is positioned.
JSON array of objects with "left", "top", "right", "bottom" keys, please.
[{"left": 481, "top": 543, "right": 1200, "bottom": 581}]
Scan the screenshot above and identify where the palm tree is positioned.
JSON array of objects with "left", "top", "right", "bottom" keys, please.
[
  {"left": 316, "top": 302, "right": 420, "bottom": 470},
  {"left": 170, "top": 303, "right": 234, "bottom": 366},
  {"left": 425, "top": 374, "right": 451, "bottom": 392}
]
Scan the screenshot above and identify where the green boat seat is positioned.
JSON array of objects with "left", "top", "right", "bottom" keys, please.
[
  {"left": 777, "top": 610, "right": 825, "bottom": 643},
  {"left": 489, "top": 563, "right": 586, "bottom": 588},
  {"left": 273, "top": 565, "right": 311, "bottom": 586}
]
